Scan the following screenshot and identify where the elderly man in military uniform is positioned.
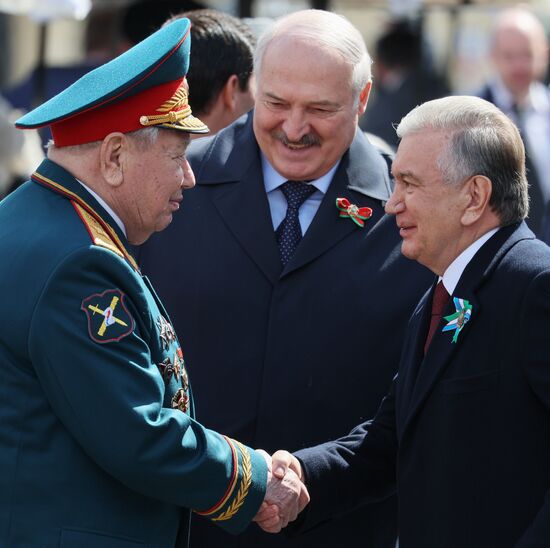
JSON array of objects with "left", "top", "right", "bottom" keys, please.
[{"left": 0, "top": 18, "right": 307, "bottom": 547}]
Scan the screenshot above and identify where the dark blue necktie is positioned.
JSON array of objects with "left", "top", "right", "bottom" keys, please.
[{"left": 276, "top": 181, "right": 316, "bottom": 267}]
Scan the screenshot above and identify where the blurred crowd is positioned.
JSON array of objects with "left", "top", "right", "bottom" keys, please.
[{"left": 3, "top": 1, "right": 550, "bottom": 231}]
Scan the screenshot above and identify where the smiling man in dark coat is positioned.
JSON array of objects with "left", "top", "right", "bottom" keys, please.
[
  {"left": 139, "top": 10, "right": 432, "bottom": 547},
  {"left": 269, "top": 95, "right": 550, "bottom": 547}
]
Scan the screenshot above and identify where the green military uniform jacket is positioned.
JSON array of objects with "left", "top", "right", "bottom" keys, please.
[{"left": 0, "top": 159, "right": 267, "bottom": 547}]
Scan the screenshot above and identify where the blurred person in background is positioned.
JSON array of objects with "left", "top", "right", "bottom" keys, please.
[
  {"left": 139, "top": 9, "right": 432, "bottom": 548},
  {"left": 477, "top": 6, "right": 550, "bottom": 242},
  {"left": 1, "top": 6, "right": 122, "bottom": 146},
  {"left": 0, "top": 95, "right": 43, "bottom": 198},
  {"left": 165, "top": 9, "right": 256, "bottom": 136},
  {"left": 117, "top": 0, "right": 206, "bottom": 52},
  {"left": 360, "top": 19, "right": 449, "bottom": 150}
]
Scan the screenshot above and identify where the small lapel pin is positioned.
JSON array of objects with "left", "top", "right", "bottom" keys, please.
[
  {"left": 442, "top": 297, "right": 473, "bottom": 343},
  {"left": 336, "top": 198, "right": 373, "bottom": 228}
]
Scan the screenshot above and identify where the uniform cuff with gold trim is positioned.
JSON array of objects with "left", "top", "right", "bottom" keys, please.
[{"left": 195, "top": 437, "right": 268, "bottom": 533}]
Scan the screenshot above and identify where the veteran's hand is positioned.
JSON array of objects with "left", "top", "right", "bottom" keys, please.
[{"left": 253, "top": 449, "right": 309, "bottom": 533}]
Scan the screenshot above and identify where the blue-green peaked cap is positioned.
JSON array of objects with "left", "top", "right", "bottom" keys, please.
[{"left": 16, "top": 18, "right": 208, "bottom": 144}]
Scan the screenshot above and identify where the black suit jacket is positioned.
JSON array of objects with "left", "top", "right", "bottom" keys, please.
[
  {"left": 139, "top": 112, "right": 432, "bottom": 547},
  {"left": 296, "top": 222, "right": 550, "bottom": 547}
]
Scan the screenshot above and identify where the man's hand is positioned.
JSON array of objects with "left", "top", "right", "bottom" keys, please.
[
  {"left": 270, "top": 449, "right": 304, "bottom": 481},
  {"left": 253, "top": 450, "right": 309, "bottom": 533}
]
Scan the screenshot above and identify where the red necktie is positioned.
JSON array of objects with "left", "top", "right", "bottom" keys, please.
[{"left": 424, "top": 281, "right": 450, "bottom": 355}]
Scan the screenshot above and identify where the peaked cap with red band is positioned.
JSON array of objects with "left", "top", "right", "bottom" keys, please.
[{"left": 15, "top": 18, "right": 208, "bottom": 146}]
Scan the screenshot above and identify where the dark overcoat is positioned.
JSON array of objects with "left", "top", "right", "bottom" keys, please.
[
  {"left": 297, "top": 223, "right": 550, "bottom": 547},
  {"left": 139, "top": 112, "right": 433, "bottom": 547}
]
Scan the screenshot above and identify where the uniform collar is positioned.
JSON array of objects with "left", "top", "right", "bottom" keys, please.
[
  {"left": 77, "top": 179, "right": 127, "bottom": 237},
  {"left": 31, "top": 158, "right": 138, "bottom": 270}
]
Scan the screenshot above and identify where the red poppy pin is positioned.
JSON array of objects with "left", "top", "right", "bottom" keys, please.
[{"left": 336, "top": 198, "right": 373, "bottom": 228}]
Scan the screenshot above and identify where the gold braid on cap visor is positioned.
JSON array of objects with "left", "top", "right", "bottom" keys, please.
[{"left": 139, "top": 83, "right": 196, "bottom": 127}]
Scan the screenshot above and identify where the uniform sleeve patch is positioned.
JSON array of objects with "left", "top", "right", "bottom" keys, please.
[{"left": 81, "top": 289, "right": 135, "bottom": 344}]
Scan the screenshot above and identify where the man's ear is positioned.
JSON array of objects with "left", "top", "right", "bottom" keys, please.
[
  {"left": 357, "top": 81, "right": 372, "bottom": 116},
  {"left": 461, "top": 175, "right": 493, "bottom": 226},
  {"left": 221, "top": 74, "right": 240, "bottom": 113},
  {"left": 100, "top": 132, "right": 125, "bottom": 187}
]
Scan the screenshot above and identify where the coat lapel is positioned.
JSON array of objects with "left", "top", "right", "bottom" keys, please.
[
  {"left": 193, "top": 116, "right": 393, "bottom": 283},
  {"left": 395, "top": 283, "right": 434, "bottom": 436},
  {"left": 193, "top": 113, "right": 282, "bottom": 284},
  {"left": 209, "top": 160, "right": 282, "bottom": 284},
  {"left": 400, "top": 222, "right": 533, "bottom": 436},
  {"left": 403, "top": 286, "right": 481, "bottom": 433}
]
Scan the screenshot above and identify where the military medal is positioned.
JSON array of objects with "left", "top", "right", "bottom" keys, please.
[
  {"left": 174, "top": 347, "right": 189, "bottom": 388},
  {"left": 181, "top": 367, "right": 189, "bottom": 392},
  {"left": 157, "top": 315, "right": 177, "bottom": 349},
  {"left": 172, "top": 388, "right": 189, "bottom": 413},
  {"left": 158, "top": 357, "right": 175, "bottom": 381}
]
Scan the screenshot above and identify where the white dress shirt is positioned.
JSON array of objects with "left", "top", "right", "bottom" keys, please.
[
  {"left": 441, "top": 228, "right": 499, "bottom": 295},
  {"left": 261, "top": 152, "right": 340, "bottom": 234}
]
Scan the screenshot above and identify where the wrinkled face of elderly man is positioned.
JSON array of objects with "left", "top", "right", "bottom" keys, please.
[{"left": 107, "top": 129, "right": 195, "bottom": 245}]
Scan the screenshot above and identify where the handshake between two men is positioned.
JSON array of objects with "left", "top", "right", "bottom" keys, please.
[{"left": 254, "top": 450, "right": 307, "bottom": 533}]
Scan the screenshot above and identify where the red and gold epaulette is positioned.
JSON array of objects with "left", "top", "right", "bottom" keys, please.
[
  {"left": 72, "top": 202, "right": 125, "bottom": 259},
  {"left": 72, "top": 201, "right": 139, "bottom": 271}
]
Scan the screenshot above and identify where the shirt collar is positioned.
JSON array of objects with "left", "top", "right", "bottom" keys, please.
[
  {"left": 261, "top": 151, "right": 339, "bottom": 195},
  {"left": 441, "top": 227, "right": 499, "bottom": 294},
  {"left": 77, "top": 179, "right": 127, "bottom": 236},
  {"left": 490, "top": 76, "right": 550, "bottom": 114}
]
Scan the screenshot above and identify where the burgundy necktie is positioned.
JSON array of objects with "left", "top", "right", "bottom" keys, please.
[{"left": 424, "top": 281, "right": 450, "bottom": 355}]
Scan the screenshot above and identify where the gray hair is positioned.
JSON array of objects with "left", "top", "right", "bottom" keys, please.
[
  {"left": 254, "top": 9, "right": 372, "bottom": 103},
  {"left": 126, "top": 127, "right": 160, "bottom": 149},
  {"left": 396, "top": 96, "right": 528, "bottom": 225}
]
